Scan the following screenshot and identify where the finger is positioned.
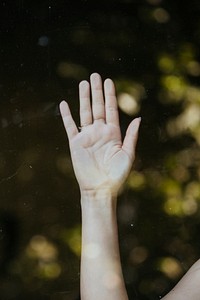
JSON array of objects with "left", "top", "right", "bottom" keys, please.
[
  {"left": 104, "top": 78, "right": 119, "bottom": 127},
  {"left": 59, "top": 101, "right": 78, "bottom": 140},
  {"left": 79, "top": 80, "right": 92, "bottom": 127},
  {"left": 90, "top": 73, "right": 105, "bottom": 122},
  {"left": 122, "top": 117, "right": 141, "bottom": 161}
]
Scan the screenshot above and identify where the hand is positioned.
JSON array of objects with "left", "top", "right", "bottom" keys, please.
[{"left": 59, "top": 73, "right": 141, "bottom": 195}]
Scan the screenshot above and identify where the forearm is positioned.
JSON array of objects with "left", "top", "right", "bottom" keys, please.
[
  {"left": 162, "top": 259, "right": 200, "bottom": 300},
  {"left": 80, "top": 189, "right": 129, "bottom": 300}
]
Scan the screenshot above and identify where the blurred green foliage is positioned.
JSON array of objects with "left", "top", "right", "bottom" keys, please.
[{"left": 1, "top": 0, "right": 200, "bottom": 299}]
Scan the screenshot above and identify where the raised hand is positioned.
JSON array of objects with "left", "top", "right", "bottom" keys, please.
[{"left": 59, "top": 73, "right": 141, "bottom": 196}]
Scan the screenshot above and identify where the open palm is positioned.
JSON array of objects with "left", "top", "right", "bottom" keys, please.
[{"left": 60, "top": 73, "right": 141, "bottom": 195}]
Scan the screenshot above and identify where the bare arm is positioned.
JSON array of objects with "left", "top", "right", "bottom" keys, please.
[
  {"left": 60, "top": 73, "right": 140, "bottom": 300},
  {"left": 163, "top": 259, "right": 200, "bottom": 300}
]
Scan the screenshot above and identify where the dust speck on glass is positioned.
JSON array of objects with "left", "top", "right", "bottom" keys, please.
[{"left": 0, "top": 0, "right": 199, "bottom": 299}]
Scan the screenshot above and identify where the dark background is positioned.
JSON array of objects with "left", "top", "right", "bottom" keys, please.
[{"left": 1, "top": 0, "right": 200, "bottom": 299}]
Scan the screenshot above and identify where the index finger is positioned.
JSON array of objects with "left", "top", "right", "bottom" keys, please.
[{"left": 104, "top": 78, "right": 120, "bottom": 127}]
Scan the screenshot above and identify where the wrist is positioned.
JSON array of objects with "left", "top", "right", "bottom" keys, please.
[
  {"left": 80, "top": 189, "right": 117, "bottom": 210},
  {"left": 81, "top": 188, "right": 117, "bottom": 199}
]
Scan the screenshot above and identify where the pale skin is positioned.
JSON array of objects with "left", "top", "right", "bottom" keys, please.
[{"left": 60, "top": 73, "right": 200, "bottom": 300}]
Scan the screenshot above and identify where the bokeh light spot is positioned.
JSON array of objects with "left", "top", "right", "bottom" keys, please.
[
  {"left": 130, "top": 246, "right": 149, "bottom": 264},
  {"left": 153, "top": 8, "right": 170, "bottom": 23},
  {"left": 159, "top": 257, "right": 183, "bottom": 279}
]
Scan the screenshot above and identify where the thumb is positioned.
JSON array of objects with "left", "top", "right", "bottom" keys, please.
[{"left": 122, "top": 117, "right": 141, "bottom": 161}]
